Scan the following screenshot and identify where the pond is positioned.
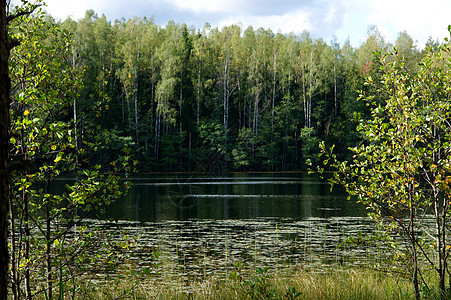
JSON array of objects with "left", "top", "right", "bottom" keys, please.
[{"left": 57, "top": 173, "right": 381, "bottom": 281}]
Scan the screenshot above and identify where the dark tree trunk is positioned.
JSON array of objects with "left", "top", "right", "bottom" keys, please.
[{"left": 0, "top": 1, "right": 10, "bottom": 299}]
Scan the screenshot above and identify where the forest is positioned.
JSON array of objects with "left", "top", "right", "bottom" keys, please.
[
  {"left": 4, "top": 2, "right": 451, "bottom": 299},
  {"left": 33, "top": 9, "right": 437, "bottom": 173}
]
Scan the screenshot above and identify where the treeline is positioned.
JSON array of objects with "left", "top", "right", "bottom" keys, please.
[{"left": 54, "top": 10, "right": 437, "bottom": 172}]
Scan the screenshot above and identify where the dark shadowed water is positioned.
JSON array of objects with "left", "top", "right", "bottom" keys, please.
[
  {"left": 101, "top": 172, "right": 367, "bottom": 222},
  {"left": 55, "top": 173, "right": 380, "bottom": 282}
]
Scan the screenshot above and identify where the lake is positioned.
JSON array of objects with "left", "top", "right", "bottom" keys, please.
[
  {"left": 102, "top": 172, "right": 367, "bottom": 221},
  {"left": 58, "top": 173, "right": 381, "bottom": 281}
]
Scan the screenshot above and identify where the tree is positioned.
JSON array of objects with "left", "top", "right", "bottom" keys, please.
[
  {"left": 7, "top": 7, "right": 132, "bottom": 299},
  {"left": 0, "top": 1, "right": 41, "bottom": 298},
  {"left": 395, "top": 31, "right": 420, "bottom": 73},
  {"left": 319, "top": 28, "right": 451, "bottom": 299},
  {"left": 0, "top": 1, "right": 10, "bottom": 298},
  {"left": 3, "top": 8, "right": 417, "bottom": 174},
  {"left": 357, "top": 25, "right": 387, "bottom": 71},
  {"left": 116, "top": 17, "right": 143, "bottom": 142}
]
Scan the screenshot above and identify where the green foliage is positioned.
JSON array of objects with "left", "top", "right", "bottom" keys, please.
[
  {"left": 300, "top": 127, "right": 320, "bottom": 166},
  {"left": 320, "top": 29, "right": 451, "bottom": 298},
  {"left": 232, "top": 128, "right": 255, "bottom": 169},
  {"left": 52, "top": 10, "right": 427, "bottom": 172},
  {"left": 8, "top": 8, "right": 132, "bottom": 299}
]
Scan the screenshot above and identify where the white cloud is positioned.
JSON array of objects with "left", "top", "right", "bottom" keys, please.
[
  {"left": 323, "top": 3, "right": 338, "bottom": 25},
  {"left": 43, "top": 0, "right": 94, "bottom": 20},
  {"left": 167, "top": 0, "right": 242, "bottom": 14},
  {"left": 43, "top": 0, "right": 161, "bottom": 21},
  {"left": 367, "top": 0, "right": 451, "bottom": 46},
  {"left": 9, "top": 0, "right": 450, "bottom": 48},
  {"left": 217, "top": 10, "right": 311, "bottom": 34}
]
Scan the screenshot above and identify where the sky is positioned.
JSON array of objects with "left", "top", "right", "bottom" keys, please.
[{"left": 10, "top": 0, "right": 451, "bottom": 48}]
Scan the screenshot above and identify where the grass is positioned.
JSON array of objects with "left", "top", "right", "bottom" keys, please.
[
  {"left": 67, "top": 266, "right": 416, "bottom": 300},
  {"left": 24, "top": 218, "right": 440, "bottom": 299}
]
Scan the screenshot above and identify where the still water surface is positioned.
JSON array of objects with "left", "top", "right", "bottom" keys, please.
[
  {"left": 102, "top": 172, "right": 367, "bottom": 221},
  {"left": 59, "top": 173, "right": 379, "bottom": 281}
]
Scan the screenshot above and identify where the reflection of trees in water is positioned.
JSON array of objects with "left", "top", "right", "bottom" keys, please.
[
  {"left": 102, "top": 173, "right": 366, "bottom": 221},
  {"left": 166, "top": 175, "right": 203, "bottom": 220}
]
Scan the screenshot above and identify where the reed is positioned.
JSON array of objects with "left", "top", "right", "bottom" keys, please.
[{"left": 50, "top": 266, "right": 416, "bottom": 300}]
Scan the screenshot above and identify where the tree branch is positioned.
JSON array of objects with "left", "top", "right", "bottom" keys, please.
[{"left": 6, "top": 9, "right": 33, "bottom": 24}]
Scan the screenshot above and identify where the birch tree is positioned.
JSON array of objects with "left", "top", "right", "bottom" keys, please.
[
  {"left": 320, "top": 33, "right": 451, "bottom": 298},
  {"left": 7, "top": 8, "right": 131, "bottom": 299}
]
